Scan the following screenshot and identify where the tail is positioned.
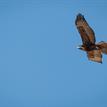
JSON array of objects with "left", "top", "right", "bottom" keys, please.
[{"left": 96, "top": 41, "right": 107, "bottom": 54}]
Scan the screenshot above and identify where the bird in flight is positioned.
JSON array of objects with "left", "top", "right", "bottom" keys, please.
[{"left": 75, "top": 13, "right": 107, "bottom": 63}]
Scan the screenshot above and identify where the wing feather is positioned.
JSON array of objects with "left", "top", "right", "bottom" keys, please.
[
  {"left": 87, "top": 50, "right": 102, "bottom": 63},
  {"left": 75, "top": 14, "right": 96, "bottom": 45}
]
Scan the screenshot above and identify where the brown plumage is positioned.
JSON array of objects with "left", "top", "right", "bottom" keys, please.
[{"left": 75, "top": 13, "right": 107, "bottom": 63}]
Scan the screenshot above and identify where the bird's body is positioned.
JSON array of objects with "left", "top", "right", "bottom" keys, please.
[{"left": 75, "top": 13, "right": 107, "bottom": 63}]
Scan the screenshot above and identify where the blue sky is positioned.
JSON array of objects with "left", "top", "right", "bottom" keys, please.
[{"left": 0, "top": 0, "right": 107, "bottom": 107}]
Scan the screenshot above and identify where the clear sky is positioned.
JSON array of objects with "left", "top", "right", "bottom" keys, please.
[{"left": 0, "top": 0, "right": 107, "bottom": 107}]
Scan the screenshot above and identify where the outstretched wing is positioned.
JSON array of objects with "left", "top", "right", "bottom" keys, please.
[
  {"left": 75, "top": 13, "right": 96, "bottom": 45},
  {"left": 96, "top": 41, "right": 107, "bottom": 54},
  {"left": 87, "top": 50, "right": 102, "bottom": 63}
]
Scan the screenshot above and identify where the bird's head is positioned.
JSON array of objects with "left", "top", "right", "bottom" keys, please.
[{"left": 77, "top": 45, "right": 85, "bottom": 51}]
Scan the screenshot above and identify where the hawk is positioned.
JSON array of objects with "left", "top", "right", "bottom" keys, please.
[{"left": 75, "top": 13, "right": 107, "bottom": 63}]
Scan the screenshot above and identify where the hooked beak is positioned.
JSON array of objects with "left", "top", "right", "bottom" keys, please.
[
  {"left": 76, "top": 46, "right": 81, "bottom": 49},
  {"left": 77, "top": 45, "right": 84, "bottom": 50}
]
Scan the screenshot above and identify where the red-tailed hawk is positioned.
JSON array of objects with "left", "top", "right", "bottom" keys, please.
[{"left": 75, "top": 13, "right": 107, "bottom": 63}]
